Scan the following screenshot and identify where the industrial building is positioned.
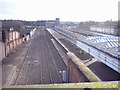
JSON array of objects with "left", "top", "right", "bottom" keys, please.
[{"left": 90, "top": 25, "right": 118, "bottom": 35}]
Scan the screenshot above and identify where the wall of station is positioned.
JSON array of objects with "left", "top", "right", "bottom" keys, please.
[{"left": 68, "top": 59, "right": 89, "bottom": 83}]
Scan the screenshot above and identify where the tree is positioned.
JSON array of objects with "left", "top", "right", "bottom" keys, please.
[{"left": 2, "top": 20, "right": 24, "bottom": 31}]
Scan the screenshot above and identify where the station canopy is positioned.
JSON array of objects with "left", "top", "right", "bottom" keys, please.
[{"left": 85, "top": 36, "right": 120, "bottom": 58}]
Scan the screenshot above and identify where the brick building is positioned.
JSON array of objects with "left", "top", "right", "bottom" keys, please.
[
  {"left": 0, "top": 21, "right": 2, "bottom": 41},
  {"left": 7, "top": 31, "right": 20, "bottom": 42}
]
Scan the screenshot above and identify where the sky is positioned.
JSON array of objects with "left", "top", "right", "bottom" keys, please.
[{"left": 0, "top": 0, "right": 119, "bottom": 22}]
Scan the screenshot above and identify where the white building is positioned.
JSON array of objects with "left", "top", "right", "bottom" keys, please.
[{"left": 90, "top": 25, "right": 117, "bottom": 35}]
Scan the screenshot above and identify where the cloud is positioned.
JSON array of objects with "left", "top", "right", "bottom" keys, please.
[
  {"left": 0, "top": 0, "right": 15, "bottom": 14},
  {"left": 0, "top": 0, "right": 119, "bottom": 21}
]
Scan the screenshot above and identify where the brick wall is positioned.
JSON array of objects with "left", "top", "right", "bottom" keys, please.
[
  {"left": 0, "top": 21, "right": 2, "bottom": 41},
  {"left": 68, "top": 60, "right": 89, "bottom": 83},
  {"left": 1, "top": 34, "right": 30, "bottom": 61}
]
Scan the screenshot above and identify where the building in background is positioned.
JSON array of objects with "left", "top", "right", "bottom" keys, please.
[
  {"left": 55, "top": 18, "right": 60, "bottom": 25},
  {"left": 46, "top": 18, "right": 60, "bottom": 28},
  {"left": 45, "top": 20, "right": 56, "bottom": 28},
  {"left": 0, "top": 21, "right": 2, "bottom": 41},
  {"left": 90, "top": 25, "right": 118, "bottom": 35}
]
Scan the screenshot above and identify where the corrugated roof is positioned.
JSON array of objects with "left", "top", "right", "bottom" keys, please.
[{"left": 86, "top": 36, "right": 119, "bottom": 58}]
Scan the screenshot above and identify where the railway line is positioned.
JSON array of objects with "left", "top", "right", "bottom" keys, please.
[
  {"left": 44, "top": 30, "right": 62, "bottom": 83},
  {"left": 14, "top": 28, "right": 37, "bottom": 85},
  {"left": 3, "top": 26, "right": 119, "bottom": 87},
  {"left": 7, "top": 27, "right": 67, "bottom": 85}
]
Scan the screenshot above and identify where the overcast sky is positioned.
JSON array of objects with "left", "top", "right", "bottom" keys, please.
[{"left": 0, "top": 0, "right": 119, "bottom": 22}]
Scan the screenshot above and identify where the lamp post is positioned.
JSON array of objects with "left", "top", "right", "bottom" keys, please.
[{"left": 10, "top": 28, "right": 14, "bottom": 49}]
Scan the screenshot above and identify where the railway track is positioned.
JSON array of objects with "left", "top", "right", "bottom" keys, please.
[
  {"left": 14, "top": 29, "right": 38, "bottom": 85},
  {"left": 13, "top": 44, "right": 31, "bottom": 85},
  {"left": 40, "top": 29, "right": 53, "bottom": 84},
  {"left": 11, "top": 27, "right": 66, "bottom": 85},
  {"left": 4, "top": 27, "right": 119, "bottom": 85},
  {"left": 44, "top": 29, "right": 62, "bottom": 83},
  {"left": 25, "top": 33, "right": 39, "bottom": 84}
]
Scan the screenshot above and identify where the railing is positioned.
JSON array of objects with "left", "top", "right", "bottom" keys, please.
[{"left": 3, "top": 81, "right": 119, "bottom": 88}]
